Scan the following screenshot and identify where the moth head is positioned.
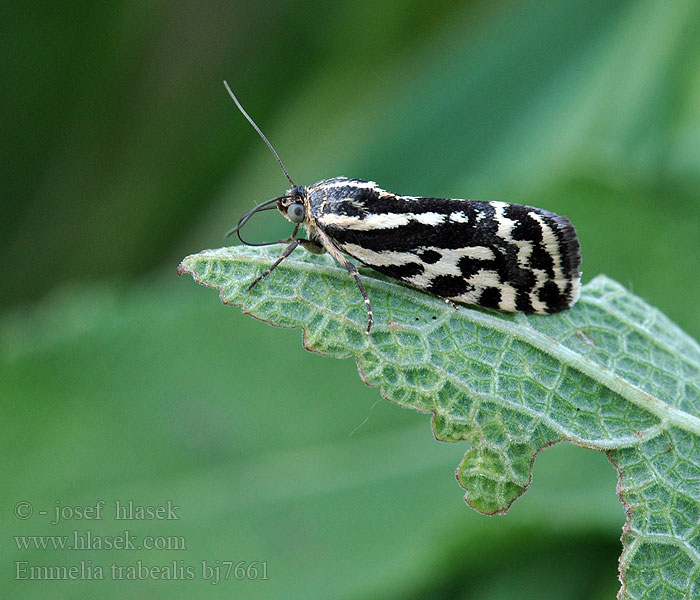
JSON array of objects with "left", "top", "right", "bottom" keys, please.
[
  {"left": 226, "top": 186, "right": 308, "bottom": 246},
  {"left": 278, "top": 185, "right": 308, "bottom": 224}
]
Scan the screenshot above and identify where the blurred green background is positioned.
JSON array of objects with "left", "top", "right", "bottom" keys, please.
[{"left": 2, "top": 1, "right": 699, "bottom": 598}]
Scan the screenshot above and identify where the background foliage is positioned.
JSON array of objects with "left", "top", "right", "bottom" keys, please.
[{"left": 2, "top": 1, "right": 699, "bottom": 598}]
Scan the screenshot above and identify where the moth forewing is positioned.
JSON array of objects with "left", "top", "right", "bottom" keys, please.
[{"left": 306, "top": 177, "right": 581, "bottom": 318}]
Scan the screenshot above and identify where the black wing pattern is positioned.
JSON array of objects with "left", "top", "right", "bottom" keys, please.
[{"left": 309, "top": 177, "right": 581, "bottom": 314}]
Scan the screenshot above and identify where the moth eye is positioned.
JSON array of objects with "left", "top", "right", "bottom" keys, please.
[{"left": 288, "top": 202, "right": 305, "bottom": 223}]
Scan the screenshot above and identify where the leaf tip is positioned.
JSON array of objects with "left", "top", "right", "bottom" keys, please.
[{"left": 177, "top": 254, "right": 197, "bottom": 278}]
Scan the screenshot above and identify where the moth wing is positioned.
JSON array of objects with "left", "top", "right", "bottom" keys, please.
[{"left": 315, "top": 189, "right": 580, "bottom": 314}]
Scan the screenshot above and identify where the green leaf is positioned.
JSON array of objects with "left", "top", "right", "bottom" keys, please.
[
  {"left": 180, "top": 244, "right": 700, "bottom": 599},
  {"left": 0, "top": 281, "right": 623, "bottom": 599}
]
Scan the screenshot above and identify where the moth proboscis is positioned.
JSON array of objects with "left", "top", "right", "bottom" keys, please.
[{"left": 223, "top": 81, "right": 581, "bottom": 335}]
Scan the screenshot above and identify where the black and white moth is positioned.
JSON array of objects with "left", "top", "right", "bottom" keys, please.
[{"left": 224, "top": 82, "right": 581, "bottom": 334}]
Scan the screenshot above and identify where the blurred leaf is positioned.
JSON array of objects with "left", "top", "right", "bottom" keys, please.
[{"left": 180, "top": 244, "right": 700, "bottom": 598}]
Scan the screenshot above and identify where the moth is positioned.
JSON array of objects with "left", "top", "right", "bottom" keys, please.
[{"left": 224, "top": 81, "right": 581, "bottom": 334}]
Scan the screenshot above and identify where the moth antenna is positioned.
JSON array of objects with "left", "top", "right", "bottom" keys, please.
[
  {"left": 224, "top": 195, "right": 284, "bottom": 239},
  {"left": 223, "top": 81, "right": 296, "bottom": 188}
]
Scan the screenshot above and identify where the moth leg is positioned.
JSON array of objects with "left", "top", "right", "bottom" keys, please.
[
  {"left": 247, "top": 239, "right": 300, "bottom": 291},
  {"left": 315, "top": 230, "right": 373, "bottom": 335},
  {"left": 298, "top": 238, "right": 326, "bottom": 254}
]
